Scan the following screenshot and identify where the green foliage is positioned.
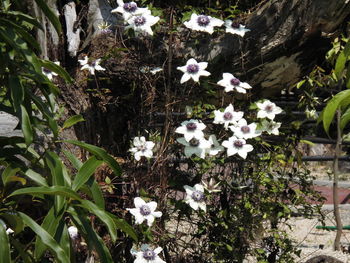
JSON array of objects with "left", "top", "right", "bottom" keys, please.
[{"left": 0, "top": 1, "right": 135, "bottom": 262}]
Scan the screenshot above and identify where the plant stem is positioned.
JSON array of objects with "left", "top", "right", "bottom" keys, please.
[{"left": 333, "top": 109, "right": 343, "bottom": 250}]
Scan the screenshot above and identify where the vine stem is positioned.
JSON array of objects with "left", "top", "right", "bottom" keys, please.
[{"left": 333, "top": 109, "right": 343, "bottom": 250}]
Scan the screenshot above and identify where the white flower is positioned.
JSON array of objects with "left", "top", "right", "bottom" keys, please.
[
  {"left": 224, "top": 20, "right": 250, "bottom": 37},
  {"left": 97, "top": 21, "right": 112, "bottom": 34},
  {"left": 175, "top": 119, "right": 206, "bottom": 142},
  {"left": 230, "top": 118, "right": 261, "bottom": 139},
  {"left": 217, "top": 73, "right": 252, "bottom": 93},
  {"left": 222, "top": 136, "right": 253, "bottom": 159},
  {"left": 111, "top": 0, "right": 149, "bottom": 21},
  {"left": 213, "top": 104, "right": 244, "bottom": 129},
  {"left": 129, "top": 136, "right": 155, "bottom": 161},
  {"left": 1, "top": 222, "right": 14, "bottom": 235},
  {"left": 177, "top": 136, "right": 211, "bottom": 159},
  {"left": 42, "top": 61, "right": 60, "bottom": 80},
  {"left": 206, "top": 135, "right": 224, "bottom": 156},
  {"left": 184, "top": 13, "right": 224, "bottom": 34},
  {"left": 184, "top": 184, "right": 206, "bottom": 212},
  {"left": 132, "top": 244, "right": 166, "bottom": 263},
  {"left": 68, "top": 226, "right": 78, "bottom": 239},
  {"left": 126, "top": 12, "right": 159, "bottom": 36},
  {"left": 257, "top": 100, "right": 282, "bottom": 120},
  {"left": 260, "top": 119, "right": 281, "bottom": 135},
  {"left": 177, "top": 58, "right": 211, "bottom": 84},
  {"left": 126, "top": 197, "right": 162, "bottom": 227},
  {"left": 202, "top": 178, "right": 221, "bottom": 193},
  {"left": 78, "top": 56, "right": 106, "bottom": 75}
]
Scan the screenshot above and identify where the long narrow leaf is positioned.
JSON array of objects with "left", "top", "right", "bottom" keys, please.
[
  {"left": 20, "top": 105, "right": 33, "bottom": 146},
  {"left": 72, "top": 156, "right": 103, "bottom": 191},
  {"left": 0, "top": 219, "right": 11, "bottom": 263},
  {"left": 18, "top": 212, "right": 70, "bottom": 263},
  {"left": 33, "top": 0, "right": 61, "bottom": 34},
  {"left": 63, "top": 150, "right": 83, "bottom": 170},
  {"left": 64, "top": 140, "right": 122, "bottom": 176},
  {"left": 9, "top": 186, "right": 82, "bottom": 201},
  {"left": 23, "top": 169, "right": 48, "bottom": 186},
  {"left": 62, "top": 115, "right": 84, "bottom": 130},
  {"left": 69, "top": 208, "right": 113, "bottom": 263},
  {"left": 77, "top": 200, "right": 117, "bottom": 242}
]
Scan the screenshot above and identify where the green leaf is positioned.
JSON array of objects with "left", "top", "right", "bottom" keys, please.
[
  {"left": 69, "top": 208, "right": 113, "bottom": 263},
  {"left": 9, "top": 75, "right": 24, "bottom": 112},
  {"left": 23, "top": 169, "right": 48, "bottom": 186},
  {"left": 335, "top": 41, "right": 350, "bottom": 79},
  {"left": 18, "top": 212, "right": 70, "bottom": 263},
  {"left": 0, "top": 212, "right": 25, "bottom": 233},
  {"left": 45, "top": 151, "right": 67, "bottom": 186},
  {"left": 9, "top": 186, "right": 82, "bottom": 201},
  {"left": 63, "top": 150, "right": 83, "bottom": 170},
  {"left": 0, "top": 219, "right": 11, "bottom": 263},
  {"left": 54, "top": 222, "right": 71, "bottom": 261},
  {"left": 3, "top": 11, "right": 43, "bottom": 30},
  {"left": 341, "top": 106, "right": 350, "bottom": 131},
  {"left": 109, "top": 215, "right": 138, "bottom": 242},
  {"left": 62, "top": 115, "right": 84, "bottom": 130},
  {"left": 34, "top": 207, "right": 64, "bottom": 260},
  {"left": 20, "top": 105, "right": 33, "bottom": 146},
  {"left": 77, "top": 200, "right": 117, "bottom": 242},
  {"left": 1, "top": 164, "right": 21, "bottom": 185},
  {"left": 64, "top": 140, "right": 122, "bottom": 177},
  {"left": 320, "top": 89, "right": 350, "bottom": 135},
  {"left": 72, "top": 156, "right": 103, "bottom": 191},
  {"left": 0, "top": 17, "right": 41, "bottom": 51},
  {"left": 40, "top": 60, "right": 73, "bottom": 83},
  {"left": 33, "top": 0, "right": 62, "bottom": 34}
]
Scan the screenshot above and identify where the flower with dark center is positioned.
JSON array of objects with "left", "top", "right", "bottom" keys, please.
[
  {"left": 143, "top": 249, "right": 156, "bottom": 261},
  {"left": 234, "top": 140, "right": 243, "bottom": 148},
  {"left": 134, "top": 16, "right": 146, "bottom": 26},
  {"left": 223, "top": 112, "right": 233, "bottom": 121},
  {"left": 231, "top": 22, "right": 240, "bottom": 29},
  {"left": 265, "top": 105, "right": 273, "bottom": 112},
  {"left": 189, "top": 138, "right": 200, "bottom": 147},
  {"left": 184, "top": 184, "right": 207, "bottom": 211},
  {"left": 197, "top": 15, "right": 210, "bottom": 27},
  {"left": 42, "top": 68, "right": 51, "bottom": 74},
  {"left": 186, "top": 64, "right": 199, "bottom": 74},
  {"left": 241, "top": 126, "right": 250, "bottom": 133},
  {"left": 184, "top": 13, "right": 223, "bottom": 34},
  {"left": 123, "top": 2, "right": 137, "bottom": 12},
  {"left": 191, "top": 191, "right": 204, "bottom": 202},
  {"left": 230, "top": 77, "right": 240, "bottom": 86},
  {"left": 126, "top": 197, "right": 162, "bottom": 226},
  {"left": 186, "top": 122, "right": 197, "bottom": 131},
  {"left": 140, "top": 205, "right": 151, "bottom": 216}
]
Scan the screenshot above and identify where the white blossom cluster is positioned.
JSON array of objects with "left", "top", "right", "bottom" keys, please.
[{"left": 111, "top": 0, "right": 160, "bottom": 36}]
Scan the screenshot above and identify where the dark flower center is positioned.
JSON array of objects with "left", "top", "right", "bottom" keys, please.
[
  {"left": 191, "top": 191, "right": 204, "bottom": 202},
  {"left": 134, "top": 16, "right": 146, "bottom": 26},
  {"left": 189, "top": 138, "right": 200, "bottom": 147},
  {"left": 137, "top": 144, "right": 147, "bottom": 152},
  {"left": 186, "top": 64, "right": 199, "bottom": 74},
  {"left": 223, "top": 112, "right": 233, "bottom": 121},
  {"left": 42, "top": 68, "right": 51, "bottom": 74},
  {"left": 186, "top": 122, "right": 197, "bottom": 131},
  {"left": 123, "top": 2, "right": 137, "bottom": 12},
  {"left": 143, "top": 249, "right": 156, "bottom": 260},
  {"left": 233, "top": 140, "right": 243, "bottom": 148},
  {"left": 197, "top": 15, "right": 210, "bottom": 26},
  {"left": 231, "top": 22, "right": 240, "bottom": 29},
  {"left": 140, "top": 205, "right": 151, "bottom": 216},
  {"left": 230, "top": 78, "right": 240, "bottom": 86},
  {"left": 241, "top": 126, "right": 250, "bottom": 133},
  {"left": 265, "top": 105, "right": 273, "bottom": 112}
]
